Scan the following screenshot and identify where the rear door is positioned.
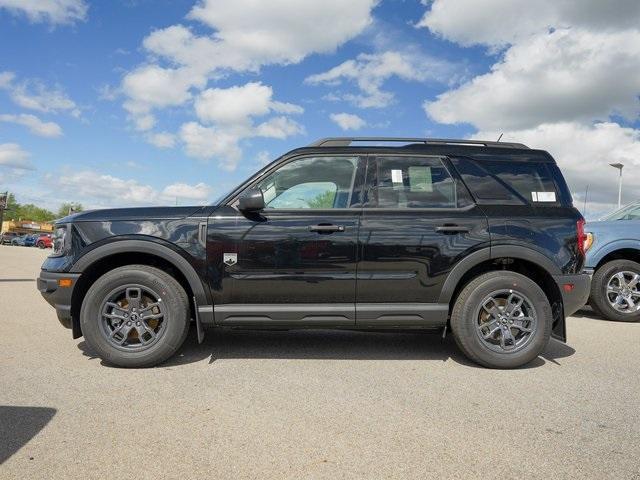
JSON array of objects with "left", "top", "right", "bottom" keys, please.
[{"left": 356, "top": 154, "right": 490, "bottom": 327}]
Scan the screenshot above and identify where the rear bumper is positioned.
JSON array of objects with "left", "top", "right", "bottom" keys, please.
[
  {"left": 37, "top": 270, "right": 81, "bottom": 330},
  {"left": 553, "top": 273, "right": 591, "bottom": 317}
]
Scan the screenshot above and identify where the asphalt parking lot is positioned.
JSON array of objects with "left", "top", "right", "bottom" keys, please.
[{"left": 1, "top": 246, "right": 639, "bottom": 479}]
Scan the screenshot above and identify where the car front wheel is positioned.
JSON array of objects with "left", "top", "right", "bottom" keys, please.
[
  {"left": 590, "top": 259, "right": 640, "bottom": 322},
  {"left": 81, "top": 265, "right": 191, "bottom": 368},
  {"left": 451, "top": 271, "right": 552, "bottom": 369}
]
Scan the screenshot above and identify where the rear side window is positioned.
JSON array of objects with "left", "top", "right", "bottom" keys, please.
[
  {"left": 451, "top": 157, "right": 558, "bottom": 205},
  {"left": 368, "top": 156, "right": 471, "bottom": 208}
]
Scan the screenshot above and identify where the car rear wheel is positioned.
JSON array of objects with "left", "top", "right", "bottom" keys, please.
[
  {"left": 81, "top": 265, "right": 190, "bottom": 367},
  {"left": 590, "top": 259, "right": 640, "bottom": 322},
  {"left": 37, "top": 241, "right": 45, "bottom": 249},
  {"left": 451, "top": 271, "right": 552, "bottom": 369}
]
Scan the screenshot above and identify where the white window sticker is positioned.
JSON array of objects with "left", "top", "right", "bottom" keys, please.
[
  {"left": 532, "top": 191, "right": 556, "bottom": 202},
  {"left": 391, "top": 169, "right": 403, "bottom": 184}
]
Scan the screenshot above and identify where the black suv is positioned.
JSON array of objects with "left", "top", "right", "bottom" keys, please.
[{"left": 38, "top": 137, "right": 590, "bottom": 369}]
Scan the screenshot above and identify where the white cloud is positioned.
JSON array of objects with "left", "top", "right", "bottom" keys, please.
[
  {"left": 195, "top": 82, "right": 273, "bottom": 125},
  {"left": 146, "top": 131, "right": 176, "bottom": 149},
  {"left": 306, "top": 50, "right": 458, "bottom": 108},
  {"left": 162, "top": 182, "right": 211, "bottom": 201},
  {"left": 425, "top": 29, "right": 640, "bottom": 130},
  {"left": 179, "top": 82, "right": 303, "bottom": 169},
  {"left": 0, "top": 143, "right": 33, "bottom": 170},
  {"left": 0, "top": 71, "right": 80, "bottom": 116},
  {"left": 418, "top": 0, "right": 640, "bottom": 48},
  {"left": 122, "top": 65, "right": 204, "bottom": 128},
  {"left": 46, "top": 169, "right": 211, "bottom": 207},
  {"left": 254, "top": 116, "right": 304, "bottom": 139},
  {"left": 0, "top": 0, "right": 88, "bottom": 25},
  {"left": 179, "top": 122, "right": 242, "bottom": 170},
  {"left": 0, "top": 113, "right": 62, "bottom": 137},
  {"left": 256, "top": 150, "right": 272, "bottom": 166},
  {"left": 121, "top": 0, "right": 377, "bottom": 136},
  {"left": 184, "top": 0, "right": 377, "bottom": 69},
  {"left": 330, "top": 113, "right": 366, "bottom": 131},
  {"left": 473, "top": 122, "right": 640, "bottom": 215}
]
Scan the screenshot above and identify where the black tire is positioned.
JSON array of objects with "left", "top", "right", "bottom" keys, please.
[
  {"left": 37, "top": 241, "right": 45, "bottom": 249},
  {"left": 81, "top": 265, "right": 190, "bottom": 367},
  {"left": 590, "top": 259, "right": 640, "bottom": 322},
  {"left": 451, "top": 271, "right": 552, "bottom": 369}
]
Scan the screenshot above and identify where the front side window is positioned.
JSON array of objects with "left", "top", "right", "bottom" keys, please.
[
  {"left": 369, "top": 156, "right": 467, "bottom": 208},
  {"left": 255, "top": 156, "right": 358, "bottom": 209}
]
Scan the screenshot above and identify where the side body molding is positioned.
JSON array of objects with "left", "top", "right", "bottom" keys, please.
[
  {"left": 438, "top": 245, "right": 561, "bottom": 304},
  {"left": 71, "top": 239, "right": 211, "bottom": 309}
]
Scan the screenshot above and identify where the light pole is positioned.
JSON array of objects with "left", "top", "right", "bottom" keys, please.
[{"left": 610, "top": 163, "right": 624, "bottom": 209}]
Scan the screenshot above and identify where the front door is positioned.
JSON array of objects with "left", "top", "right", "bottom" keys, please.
[
  {"left": 208, "top": 154, "right": 365, "bottom": 326},
  {"left": 356, "top": 154, "right": 490, "bottom": 327}
]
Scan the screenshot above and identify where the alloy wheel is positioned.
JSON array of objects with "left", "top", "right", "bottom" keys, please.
[
  {"left": 606, "top": 271, "right": 640, "bottom": 314},
  {"left": 99, "top": 285, "right": 167, "bottom": 351},
  {"left": 474, "top": 289, "right": 537, "bottom": 353}
]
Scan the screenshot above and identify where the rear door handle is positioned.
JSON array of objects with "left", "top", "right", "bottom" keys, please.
[
  {"left": 436, "top": 225, "right": 470, "bottom": 234},
  {"left": 309, "top": 224, "right": 345, "bottom": 234}
]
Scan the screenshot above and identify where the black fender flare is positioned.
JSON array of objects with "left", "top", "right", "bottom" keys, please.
[
  {"left": 438, "top": 245, "right": 560, "bottom": 304},
  {"left": 71, "top": 238, "right": 211, "bottom": 307}
]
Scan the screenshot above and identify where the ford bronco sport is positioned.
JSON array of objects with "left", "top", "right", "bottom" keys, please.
[{"left": 38, "top": 137, "right": 590, "bottom": 368}]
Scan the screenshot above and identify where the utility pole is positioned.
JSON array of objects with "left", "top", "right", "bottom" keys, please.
[
  {"left": 0, "top": 191, "right": 7, "bottom": 233},
  {"left": 610, "top": 163, "right": 624, "bottom": 209}
]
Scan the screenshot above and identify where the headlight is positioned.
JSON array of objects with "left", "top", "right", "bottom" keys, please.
[
  {"left": 584, "top": 232, "right": 594, "bottom": 253},
  {"left": 51, "top": 226, "right": 68, "bottom": 256}
]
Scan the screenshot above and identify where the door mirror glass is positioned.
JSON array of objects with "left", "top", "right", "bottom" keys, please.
[{"left": 238, "top": 188, "right": 265, "bottom": 212}]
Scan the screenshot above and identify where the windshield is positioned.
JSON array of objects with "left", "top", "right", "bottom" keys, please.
[{"left": 600, "top": 203, "right": 640, "bottom": 221}]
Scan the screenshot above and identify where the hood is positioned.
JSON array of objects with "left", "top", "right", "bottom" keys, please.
[
  {"left": 56, "top": 206, "right": 206, "bottom": 224},
  {"left": 585, "top": 219, "right": 639, "bottom": 234}
]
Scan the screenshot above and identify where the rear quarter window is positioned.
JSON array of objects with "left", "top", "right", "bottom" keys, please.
[{"left": 451, "top": 157, "right": 559, "bottom": 205}]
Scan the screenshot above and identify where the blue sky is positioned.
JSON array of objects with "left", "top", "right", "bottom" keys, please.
[{"left": 1, "top": 0, "right": 639, "bottom": 217}]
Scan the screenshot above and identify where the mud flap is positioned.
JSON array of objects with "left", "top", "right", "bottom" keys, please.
[{"left": 193, "top": 296, "right": 205, "bottom": 344}]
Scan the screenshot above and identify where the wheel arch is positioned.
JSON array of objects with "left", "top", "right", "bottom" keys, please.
[
  {"left": 439, "top": 246, "right": 565, "bottom": 340},
  {"left": 592, "top": 245, "right": 640, "bottom": 270},
  {"left": 69, "top": 239, "right": 210, "bottom": 339}
]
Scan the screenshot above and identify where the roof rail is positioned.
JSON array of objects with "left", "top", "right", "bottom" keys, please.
[{"left": 308, "top": 137, "right": 529, "bottom": 149}]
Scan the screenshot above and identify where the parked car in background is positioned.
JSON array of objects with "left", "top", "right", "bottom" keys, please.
[
  {"left": 11, "top": 234, "right": 38, "bottom": 247},
  {"left": 585, "top": 202, "right": 640, "bottom": 322},
  {"left": 36, "top": 233, "right": 53, "bottom": 249},
  {"left": 1, "top": 231, "right": 18, "bottom": 245}
]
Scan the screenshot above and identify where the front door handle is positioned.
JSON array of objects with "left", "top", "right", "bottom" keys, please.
[
  {"left": 436, "top": 225, "right": 470, "bottom": 234},
  {"left": 309, "top": 224, "right": 345, "bottom": 234}
]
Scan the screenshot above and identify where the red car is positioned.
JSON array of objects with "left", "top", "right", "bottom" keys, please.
[{"left": 36, "top": 233, "right": 53, "bottom": 249}]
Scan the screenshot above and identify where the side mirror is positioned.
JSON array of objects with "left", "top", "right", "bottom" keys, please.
[{"left": 238, "top": 188, "right": 265, "bottom": 212}]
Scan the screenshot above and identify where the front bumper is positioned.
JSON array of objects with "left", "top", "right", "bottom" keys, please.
[
  {"left": 553, "top": 273, "right": 591, "bottom": 317},
  {"left": 37, "top": 270, "right": 81, "bottom": 330}
]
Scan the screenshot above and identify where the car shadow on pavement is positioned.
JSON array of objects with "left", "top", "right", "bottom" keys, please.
[
  {"left": 78, "top": 327, "right": 575, "bottom": 369},
  {"left": 571, "top": 306, "right": 633, "bottom": 323},
  {"left": 0, "top": 406, "right": 56, "bottom": 464}
]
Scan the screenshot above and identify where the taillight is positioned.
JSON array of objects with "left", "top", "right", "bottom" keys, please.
[{"left": 576, "top": 219, "right": 587, "bottom": 256}]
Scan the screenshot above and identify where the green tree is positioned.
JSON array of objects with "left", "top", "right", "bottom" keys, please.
[
  {"left": 2, "top": 193, "right": 56, "bottom": 222},
  {"left": 307, "top": 190, "right": 336, "bottom": 209},
  {"left": 57, "top": 202, "right": 84, "bottom": 218}
]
